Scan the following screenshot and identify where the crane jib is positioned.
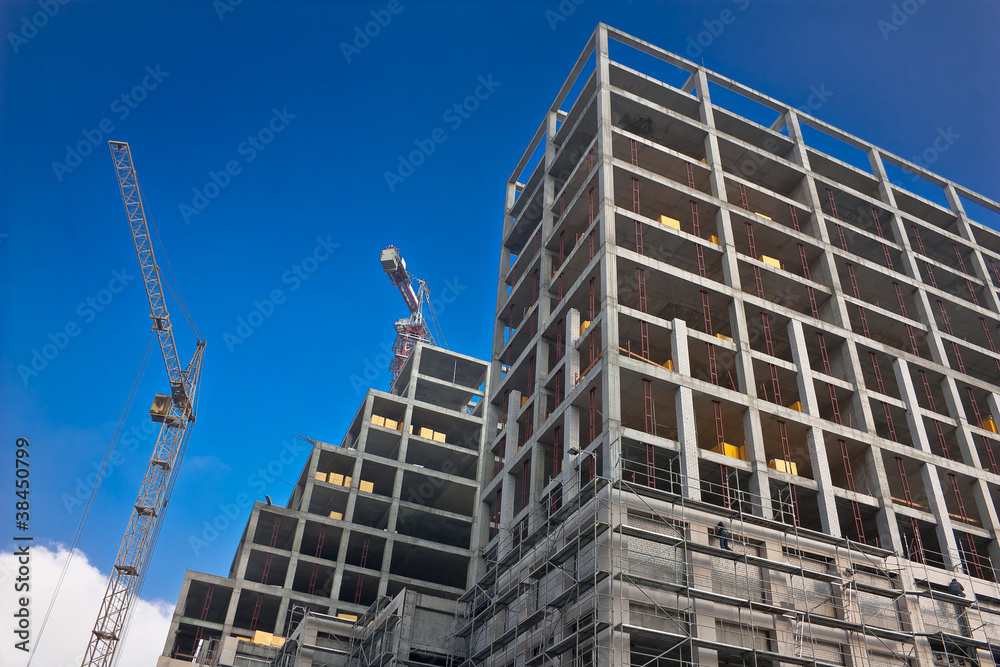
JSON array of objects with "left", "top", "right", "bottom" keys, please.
[{"left": 79, "top": 142, "right": 205, "bottom": 667}]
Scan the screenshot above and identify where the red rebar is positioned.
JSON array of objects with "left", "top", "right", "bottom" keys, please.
[
  {"left": 816, "top": 333, "right": 833, "bottom": 374},
  {"left": 788, "top": 204, "right": 800, "bottom": 232},
  {"left": 642, "top": 378, "right": 654, "bottom": 434}
]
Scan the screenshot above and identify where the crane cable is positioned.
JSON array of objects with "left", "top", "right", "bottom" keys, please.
[
  {"left": 134, "top": 175, "right": 202, "bottom": 341},
  {"left": 27, "top": 333, "right": 155, "bottom": 665},
  {"left": 151, "top": 219, "right": 200, "bottom": 340},
  {"left": 426, "top": 298, "right": 448, "bottom": 350},
  {"left": 418, "top": 281, "right": 448, "bottom": 350}
]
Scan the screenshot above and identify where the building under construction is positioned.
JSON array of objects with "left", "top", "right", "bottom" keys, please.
[
  {"left": 158, "top": 344, "right": 489, "bottom": 663},
  {"left": 160, "top": 24, "right": 1000, "bottom": 667}
]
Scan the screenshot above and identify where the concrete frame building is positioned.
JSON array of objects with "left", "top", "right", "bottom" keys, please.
[
  {"left": 157, "top": 23, "right": 1000, "bottom": 667},
  {"left": 463, "top": 23, "right": 1000, "bottom": 667},
  {"left": 158, "top": 344, "right": 489, "bottom": 665}
]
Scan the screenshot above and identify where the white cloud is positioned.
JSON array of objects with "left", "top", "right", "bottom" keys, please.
[{"left": 0, "top": 543, "right": 174, "bottom": 667}]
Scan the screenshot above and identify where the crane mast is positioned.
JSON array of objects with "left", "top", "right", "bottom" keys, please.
[
  {"left": 380, "top": 245, "right": 434, "bottom": 385},
  {"left": 80, "top": 142, "right": 206, "bottom": 667}
]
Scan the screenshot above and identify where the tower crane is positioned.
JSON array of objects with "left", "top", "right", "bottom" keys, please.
[
  {"left": 380, "top": 245, "right": 444, "bottom": 385},
  {"left": 80, "top": 141, "right": 206, "bottom": 667}
]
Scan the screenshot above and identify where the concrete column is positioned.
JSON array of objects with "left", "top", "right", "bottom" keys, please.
[
  {"left": 601, "top": 251, "right": 624, "bottom": 484},
  {"left": 405, "top": 345, "right": 422, "bottom": 398},
  {"left": 869, "top": 149, "right": 922, "bottom": 282},
  {"left": 785, "top": 111, "right": 836, "bottom": 277},
  {"left": 919, "top": 460, "right": 962, "bottom": 571},
  {"left": 785, "top": 113, "right": 873, "bottom": 461},
  {"left": 787, "top": 319, "right": 839, "bottom": 536},
  {"left": 696, "top": 67, "right": 774, "bottom": 517},
  {"left": 869, "top": 148, "right": 957, "bottom": 375},
  {"left": 970, "top": 474, "right": 1000, "bottom": 573},
  {"left": 332, "top": 526, "right": 351, "bottom": 605},
  {"left": 386, "top": 406, "right": 411, "bottom": 534},
  {"left": 895, "top": 359, "right": 932, "bottom": 455},
  {"left": 539, "top": 104, "right": 558, "bottom": 331},
  {"left": 695, "top": 68, "right": 741, "bottom": 293},
  {"left": 356, "top": 393, "right": 376, "bottom": 453},
  {"left": 788, "top": 320, "right": 820, "bottom": 416},
  {"left": 986, "top": 389, "right": 1000, "bottom": 434},
  {"left": 870, "top": 451, "right": 903, "bottom": 555},
  {"left": 743, "top": 405, "right": 772, "bottom": 519},
  {"left": 504, "top": 390, "right": 522, "bottom": 463},
  {"left": 841, "top": 334, "right": 877, "bottom": 434},
  {"left": 233, "top": 510, "right": 263, "bottom": 579},
  {"left": 300, "top": 448, "right": 323, "bottom": 513},
  {"left": 784, "top": 111, "right": 817, "bottom": 199},
  {"left": 945, "top": 183, "right": 1000, "bottom": 315},
  {"left": 223, "top": 584, "right": 240, "bottom": 633},
  {"left": 160, "top": 576, "right": 194, "bottom": 655},
  {"left": 568, "top": 308, "right": 582, "bottom": 388},
  {"left": 942, "top": 380, "right": 982, "bottom": 468},
  {"left": 977, "top": 394, "right": 1000, "bottom": 570},
  {"left": 286, "top": 519, "right": 306, "bottom": 584},
  {"left": 566, "top": 403, "right": 583, "bottom": 489},
  {"left": 497, "top": 390, "right": 522, "bottom": 551},
  {"left": 383, "top": 594, "right": 407, "bottom": 657},
  {"left": 493, "top": 181, "right": 519, "bottom": 397},
  {"left": 376, "top": 552, "right": 390, "bottom": 599},
  {"left": 688, "top": 523, "right": 720, "bottom": 667},
  {"left": 672, "top": 318, "right": 701, "bottom": 501},
  {"left": 913, "top": 289, "right": 954, "bottom": 367},
  {"left": 561, "top": 314, "right": 577, "bottom": 407}
]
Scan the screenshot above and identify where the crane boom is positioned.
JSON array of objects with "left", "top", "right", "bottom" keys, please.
[
  {"left": 380, "top": 246, "right": 435, "bottom": 385},
  {"left": 380, "top": 246, "right": 421, "bottom": 315},
  {"left": 80, "top": 142, "right": 206, "bottom": 667},
  {"left": 109, "top": 142, "right": 187, "bottom": 399}
]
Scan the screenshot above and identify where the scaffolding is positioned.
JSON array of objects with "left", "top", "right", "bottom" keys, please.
[
  {"left": 613, "top": 447, "right": 923, "bottom": 667},
  {"left": 898, "top": 539, "right": 1000, "bottom": 667},
  {"left": 457, "top": 472, "right": 613, "bottom": 666},
  {"left": 349, "top": 596, "right": 400, "bottom": 666},
  {"left": 449, "top": 440, "right": 985, "bottom": 667}
]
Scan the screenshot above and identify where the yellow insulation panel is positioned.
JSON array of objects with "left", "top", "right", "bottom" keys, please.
[{"left": 659, "top": 215, "right": 681, "bottom": 230}]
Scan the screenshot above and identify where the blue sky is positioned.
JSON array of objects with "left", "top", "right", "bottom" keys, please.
[{"left": 1, "top": 0, "right": 998, "bottom": 621}]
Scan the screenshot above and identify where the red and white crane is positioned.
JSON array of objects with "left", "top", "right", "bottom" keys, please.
[
  {"left": 80, "top": 142, "right": 206, "bottom": 667},
  {"left": 380, "top": 246, "right": 444, "bottom": 385}
]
